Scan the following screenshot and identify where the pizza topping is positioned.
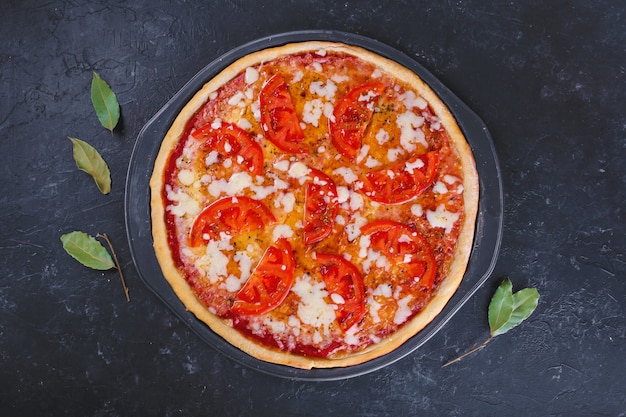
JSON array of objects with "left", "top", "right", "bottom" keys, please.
[
  {"left": 303, "top": 168, "right": 339, "bottom": 245},
  {"left": 361, "top": 150, "right": 439, "bottom": 204},
  {"left": 330, "top": 81, "right": 386, "bottom": 160},
  {"left": 153, "top": 45, "right": 475, "bottom": 364},
  {"left": 426, "top": 204, "right": 461, "bottom": 234},
  {"left": 316, "top": 253, "right": 366, "bottom": 332},
  {"left": 231, "top": 238, "right": 295, "bottom": 315},
  {"left": 259, "top": 73, "right": 307, "bottom": 153},
  {"left": 292, "top": 273, "right": 336, "bottom": 329},
  {"left": 189, "top": 196, "right": 276, "bottom": 246},
  {"left": 361, "top": 220, "right": 436, "bottom": 289},
  {"left": 165, "top": 185, "right": 201, "bottom": 217},
  {"left": 192, "top": 122, "right": 264, "bottom": 175}
]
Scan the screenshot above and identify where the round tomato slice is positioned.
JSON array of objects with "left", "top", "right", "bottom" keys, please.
[
  {"left": 316, "top": 253, "right": 365, "bottom": 332},
  {"left": 360, "top": 220, "right": 436, "bottom": 289},
  {"left": 329, "top": 81, "right": 386, "bottom": 160},
  {"left": 189, "top": 196, "right": 275, "bottom": 246},
  {"left": 259, "top": 74, "right": 307, "bottom": 153},
  {"left": 361, "top": 150, "right": 439, "bottom": 205},
  {"left": 191, "top": 122, "right": 264, "bottom": 175},
  {"left": 304, "top": 168, "right": 338, "bottom": 245},
  {"left": 232, "top": 238, "right": 295, "bottom": 315}
]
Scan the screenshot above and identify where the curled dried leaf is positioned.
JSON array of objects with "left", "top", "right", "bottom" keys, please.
[{"left": 69, "top": 137, "right": 111, "bottom": 194}]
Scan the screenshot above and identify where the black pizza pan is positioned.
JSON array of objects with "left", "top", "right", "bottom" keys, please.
[{"left": 125, "top": 30, "right": 503, "bottom": 381}]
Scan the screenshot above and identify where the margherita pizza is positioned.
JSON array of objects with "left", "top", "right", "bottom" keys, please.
[{"left": 150, "top": 41, "right": 479, "bottom": 369}]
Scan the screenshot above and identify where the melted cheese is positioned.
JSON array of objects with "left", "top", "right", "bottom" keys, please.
[
  {"left": 291, "top": 274, "right": 335, "bottom": 328},
  {"left": 426, "top": 204, "right": 460, "bottom": 234}
]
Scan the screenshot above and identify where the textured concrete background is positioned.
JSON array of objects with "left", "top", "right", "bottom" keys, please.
[{"left": 1, "top": 1, "right": 624, "bottom": 416}]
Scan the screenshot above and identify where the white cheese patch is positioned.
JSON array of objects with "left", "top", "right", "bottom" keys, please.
[
  {"left": 331, "top": 74, "right": 349, "bottom": 83},
  {"left": 272, "top": 224, "right": 294, "bottom": 241},
  {"left": 330, "top": 293, "right": 345, "bottom": 304},
  {"left": 358, "top": 234, "right": 371, "bottom": 258},
  {"left": 274, "top": 192, "right": 296, "bottom": 213},
  {"left": 196, "top": 234, "right": 233, "bottom": 284},
  {"left": 177, "top": 169, "right": 194, "bottom": 186},
  {"left": 302, "top": 98, "right": 324, "bottom": 127},
  {"left": 222, "top": 275, "right": 242, "bottom": 292},
  {"left": 432, "top": 181, "right": 448, "bottom": 194},
  {"left": 312, "top": 61, "right": 323, "bottom": 73},
  {"left": 288, "top": 161, "right": 311, "bottom": 180},
  {"left": 362, "top": 248, "right": 390, "bottom": 273},
  {"left": 210, "top": 118, "right": 222, "bottom": 129},
  {"left": 315, "top": 48, "right": 327, "bottom": 56},
  {"left": 244, "top": 67, "right": 259, "bottom": 84},
  {"left": 373, "top": 284, "right": 393, "bottom": 298},
  {"left": 336, "top": 186, "right": 350, "bottom": 204},
  {"left": 367, "top": 296, "right": 382, "bottom": 323},
  {"left": 233, "top": 249, "right": 254, "bottom": 283},
  {"left": 236, "top": 118, "right": 252, "bottom": 131},
  {"left": 387, "top": 147, "right": 403, "bottom": 162},
  {"left": 309, "top": 80, "right": 337, "bottom": 100},
  {"left": 356, "top": 144, "right": 370, "bottom": 164},
  {"left": 405, "top": 157, "right": 425, "bottom": 175},
  {"left": 333, "top": 167, "right": 358, "bottom": 184},
  {"left": 348, "top": 191, "right": 364, "bottom": 211},
  {"left": 292, "top": 70, "right": 304, "bottom": 83},
  {"left": 426, "top": 204, "right": 460, "bottom": 234},
  {"left": 207, "top": 171, "right": 254, "bottom": 197},
  {"left": 375, "top": 128, "right": 390, "bottom": 145},
  {"left": 205, "top": 150, "right": 220, "bottom": 167},
  {"left": 251, "top": 100, "right": 261, "bottom": 121},
  {"left": 273, "top": 159, "right": 290, "bottom": 172},
  {"left": 204, "top": 151, "right": 220, "bottom": 168},
  {"left": 443, "top": 174, "right": 460, "bottom": 184},
  {"left": 291, "top": 274, "right": 335, "bottom": 328},
  {"left": 400, "top": 90, "right": 428, "bottom": 110},
  {"left": 394, "top": 295, "right": 413, "bottom": 325},
  {"left": 228, "top": 91, "right": 247, "bottom": 107},
  {"left": 410, "top": 203, "right": 423, "bottom": 217},
  {"left": 364, "top": 156, "right": 382, "bottom": 168},
  {"left": 397, "top": 111, "right": 427, "bottom": 152},
  {"left": 344, "top": 325, "right": 360, "bottom": 344},
  {"left": 165, "top": 185, "right": 201, "bottom": 217},
  {"left": 345, "top": 213, "right": 367, "bottom": 241},
  {"left": 371, "top": 68, "right": 382, "bottom": 78}
]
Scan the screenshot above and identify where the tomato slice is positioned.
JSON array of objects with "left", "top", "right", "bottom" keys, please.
[
  {"left": 329, "top": 81, "right": 386, "bottom": 160},
  {"left": 232, "top": 238, "right": 295, "bottom": 315},
  {"left": 303, "top": 168, "right": 339, "bottom": 245},
  {"left": 189, "top": 196, "right": 275, "bottom": 246},
  {"left": 191, "top": 122, "right": 264, "bottom": 175},
  {"left": 361, "top": 150, "right": 439, "bottom": 205},
  {"left": 259, "top": 74, "right": 307, "bottom": 153},
  {"left": 360, "top": 220, "right": 436, "bottom": 289},
  {"left": 316, "top": 253, "right": 365, "bottom": 332}
]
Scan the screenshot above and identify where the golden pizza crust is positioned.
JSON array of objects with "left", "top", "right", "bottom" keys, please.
[{"left": 150, "top": 41, "right": 479, "bottom": 370}]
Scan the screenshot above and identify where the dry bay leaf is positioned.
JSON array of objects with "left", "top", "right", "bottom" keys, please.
[{"left": 69, "top": 137, "right": 111, "bottom": 194}]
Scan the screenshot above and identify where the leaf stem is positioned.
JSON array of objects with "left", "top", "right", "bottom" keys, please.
[
  {"left": 442, "top": 335, "right": 493, "bottom": 367},
  {"left": 97, "top": 233, "right": 130, "bottom": 302}
]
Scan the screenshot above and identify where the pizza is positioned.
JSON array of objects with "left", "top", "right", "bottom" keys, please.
[{"left": 149, "top": 41, "right": 479, "bottom": 369}]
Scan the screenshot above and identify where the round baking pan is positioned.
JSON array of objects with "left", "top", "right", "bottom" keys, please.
[{"left": 125, "top": 30, "right": 503, "bottom": 381}]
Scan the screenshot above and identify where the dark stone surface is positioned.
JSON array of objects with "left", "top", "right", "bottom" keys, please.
[{"left": 1, "top": 0, "right": 624, "bottom": 416}]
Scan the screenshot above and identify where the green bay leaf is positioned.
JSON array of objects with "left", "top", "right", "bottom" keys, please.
[
  {"left": 488, "top": 278, "right": 514, "bottom": 336},
  {"left": 494, "top": 288, "right": 540, "bottom": 336},
  {"left": 489, "top": 278, "right": 539, "bottom": 337},
  {"left": 69, "top": 137, "right": 111, "bottom": 194},
  {"left": 61, "top": 231, "right": 115, "bottom": 270},
  {"left": 91, "top": 72, "right": 120, "bottom": 132}
]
